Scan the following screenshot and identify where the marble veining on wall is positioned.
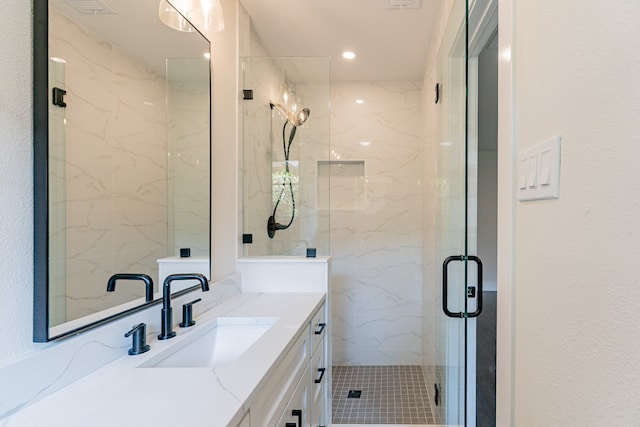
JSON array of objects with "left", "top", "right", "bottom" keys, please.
[{"left": 330, "top": 81, "right": 424, "bottom": 365}]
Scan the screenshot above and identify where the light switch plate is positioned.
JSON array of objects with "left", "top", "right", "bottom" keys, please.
[{"left": 518, "top": 135, "right": 561, "bottom": 201}]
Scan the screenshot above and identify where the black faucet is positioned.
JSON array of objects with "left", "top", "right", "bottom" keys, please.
[
  {"left": 158, "top": 273, "right": 209, "bottom": 340},
  {"left": 107, "top": 273, "right": 154, "bottom": 302}
]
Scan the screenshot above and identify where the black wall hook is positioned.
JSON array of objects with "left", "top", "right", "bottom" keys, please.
[{"left": 52, "top": 87, "right": 67, "bottom": 108}]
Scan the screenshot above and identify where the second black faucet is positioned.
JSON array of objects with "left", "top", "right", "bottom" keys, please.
[{"left": 158, "top": 273, "right": 210, "bottom": 340}]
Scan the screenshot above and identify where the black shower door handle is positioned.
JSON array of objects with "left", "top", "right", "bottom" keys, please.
[
  {"left": 291, "top": 409, "right": 302, "bottom": 427},
  {"left": 442, "top": 255, "right": 483, "bottom": 318}
]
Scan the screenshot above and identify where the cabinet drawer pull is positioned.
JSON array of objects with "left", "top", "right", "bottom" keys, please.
[
  {"left": 314, "top": 322, "right": 326, "bottom": 335},
  {"left": 314, "top": 367, "right": 326, "bottom": 384},
  {"left": 292, "top": 409, "right": 302, "bottom": 426},
  {"left": 285, "top": 424, "right": 296, "bottom": 427}
]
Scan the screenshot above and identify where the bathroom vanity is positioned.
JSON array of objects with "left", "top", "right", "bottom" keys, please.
[{"left": 3, "top": 290, "right": 329, "bottom": 427}]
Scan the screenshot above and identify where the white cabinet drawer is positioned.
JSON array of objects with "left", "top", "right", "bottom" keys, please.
[
  {"left": 310, "top": 303, "right": 326, "bottom": 356},
  {"left": 310, "top": 336, "right": 326, "bottom": 427},
  {"left": 250, "top": 325, "right": 310, "bottom": 427},
  {"left": 276, "top": 364, "right": 310, "bottom": 427}
]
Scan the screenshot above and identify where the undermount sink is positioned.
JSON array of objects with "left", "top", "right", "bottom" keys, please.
[{"left": 140, "top": 317, "right": 278, "bottom": 368}]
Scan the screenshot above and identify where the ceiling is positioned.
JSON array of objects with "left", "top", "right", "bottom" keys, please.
[
  {"left": 50, "top": 0, "right": 210, "bottom": 79},
  {"left": 239, "top": 0, "right": 445, "bottom": 82}
]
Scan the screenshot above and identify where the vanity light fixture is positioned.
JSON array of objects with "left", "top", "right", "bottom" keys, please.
[
  {"left": 342, "top": 51, "right": 356, "bottom": 60},
  {"left": 159, "top": 0, "right": 225, "bottom": 33}
]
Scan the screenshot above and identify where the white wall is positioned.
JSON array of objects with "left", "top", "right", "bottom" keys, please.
[
  {"left": 508, "top": 0, "right": 640, "bottom": 424},
  {"left": 0, "top": 1, "right": 37, "bottom": 363},
  {"left": 207, "top": 0, "right": 239, "bottom": 280}
]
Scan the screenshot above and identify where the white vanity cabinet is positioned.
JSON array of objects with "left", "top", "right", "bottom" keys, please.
[
  {"left": 276, "top": 365, "right": 310, "bottom": 427},
  {"left": 248, "top": 302, "right": 329, "bottom": 427}
]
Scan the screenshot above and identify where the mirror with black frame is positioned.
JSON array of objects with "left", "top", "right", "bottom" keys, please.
[{"left": 34, "top": 0, "right": 211, "bottom": 341}]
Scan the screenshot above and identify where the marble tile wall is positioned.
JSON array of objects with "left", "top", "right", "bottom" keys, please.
[
  {"left": 330, "top": 81, "right": 425, "bottom": 365},
  {"left": 49, "top": 9, "right": 168, "bottom": 322}
]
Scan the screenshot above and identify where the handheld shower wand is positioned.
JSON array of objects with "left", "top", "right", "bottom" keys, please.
[{"left": 267, "top": 102, "right": 311, "bottom": 239}]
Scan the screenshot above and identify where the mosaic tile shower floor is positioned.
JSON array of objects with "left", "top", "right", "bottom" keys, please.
[{"left": 332, "top": 365, "right": 437, "bottom": 424}]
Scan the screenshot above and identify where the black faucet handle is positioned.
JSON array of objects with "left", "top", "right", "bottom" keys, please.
[
  {"left": 124, "top": 323, "right": 150, "bottom": 355},
  {"left": 179, "top": 298, "right": 202, "bottom": 328}
]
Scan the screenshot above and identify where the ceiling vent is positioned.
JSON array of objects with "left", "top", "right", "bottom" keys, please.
[
  {"left": 64, "top": 0, "right": 117, "bottom": 14},
  {"left": 384, "top": 0, "right": 421, "bottom": 10}
]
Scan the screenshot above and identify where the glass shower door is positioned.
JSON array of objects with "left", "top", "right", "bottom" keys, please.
[{"left": 435, "top": 0, "right": 481, "bottom": 426}]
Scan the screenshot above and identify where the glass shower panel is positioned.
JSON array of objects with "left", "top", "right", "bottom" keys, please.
[
  {"left": 434, "top": 0, "right": 478, "bottom": 425},
  {"left": 240, "top": 57, "right": 330, "bottom": 257}
]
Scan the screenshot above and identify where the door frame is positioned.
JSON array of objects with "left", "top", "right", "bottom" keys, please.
[
  {"left": 466, "top": 0, "right": 518, "bottom": 425},
  {"left": 495, "top": 0, "right": 515, "bottom": 425}
]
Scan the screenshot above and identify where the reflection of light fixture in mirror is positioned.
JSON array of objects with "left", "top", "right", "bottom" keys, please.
[
  {"left": 159, "top": 0, "right": 195, "bottom": 32},
  {"left": 158, "top": 0, "right": 225, "bottom": 32},
  {"left": 278, "top": 78, "right": 298, "bottom": 115}
]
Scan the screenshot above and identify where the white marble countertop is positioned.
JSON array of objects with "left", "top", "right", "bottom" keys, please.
[{"left": 3, "top": 292, "right": 325, "bottom": 427}]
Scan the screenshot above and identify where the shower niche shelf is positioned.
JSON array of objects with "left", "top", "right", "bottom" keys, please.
[{"left": 317, "top": 160, "right": 365, "bottom": 212}]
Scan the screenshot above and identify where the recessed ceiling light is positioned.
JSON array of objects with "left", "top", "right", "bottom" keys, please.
[
  {"left": 359, "top": 141, "right": 371, "bottom": 146},
  {"left": 355, "top": 99, "right": 364, "bottom": 104},
  {"left": 204, "top": 52, "right": 211, "bottom": 59},
  {"left": 342, "top": 51, "right": 356, "bottom": 60}
]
